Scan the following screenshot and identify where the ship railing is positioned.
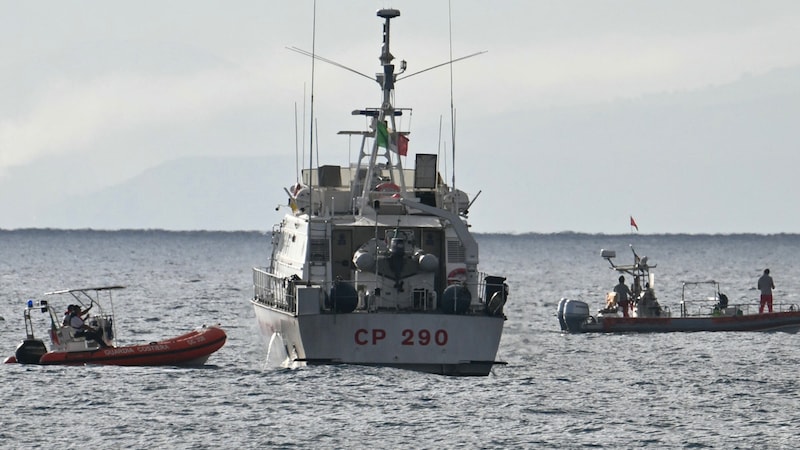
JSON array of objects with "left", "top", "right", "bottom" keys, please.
[
  {"left": 252, "top": 268, "right": 298, "bottom": 314},
  {"left": 348, "top": 278, "right": 438, "bottom": 312},
  {"left": 253, "top": 268, "right": 508, "bottom": 315},
  {"left": 352, "top": 273, "right": 506, "bottom": 314},
  {"left": 681, "top": 301, "right": 745, "bottom": 317},
  {"left": 775, "top": 302, "right": 800, "bottom": 313},
  {"left": 681, "top": 301, "right": 800, "bottom": 317}
]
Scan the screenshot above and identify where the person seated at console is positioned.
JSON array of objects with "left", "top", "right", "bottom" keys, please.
[{"left": 65, "top": 304, "right": 108, "bottom": 348}]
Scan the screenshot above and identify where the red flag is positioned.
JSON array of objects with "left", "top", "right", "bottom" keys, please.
[
  {"left": 630, "top": 216, "right": 638, "bottom": 231},
  {"left": 397, "top": 134, "right": 409, "bottom": 156}
]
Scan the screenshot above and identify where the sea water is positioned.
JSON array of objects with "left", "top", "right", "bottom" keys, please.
[{"left": 1, "top": 230, "right": 799, "bottom": 449}]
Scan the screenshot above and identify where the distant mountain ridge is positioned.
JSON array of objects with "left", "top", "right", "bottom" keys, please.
[
  {"left": 2, "top": 65, "right": 799, "bottom": 233},
  {"left": 1, "top": 155, "right": 294, "bottom": 231}
]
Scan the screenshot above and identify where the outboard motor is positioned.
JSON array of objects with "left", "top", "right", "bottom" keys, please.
[
  {"left": 557, "top": 298, "right": 590, "bottom": 332},
  {"left": 15, "top": 339, "right": 47, "bottom": 364},
  {"left": 14, "top": 303, "right": 48, "bottom": 364}
]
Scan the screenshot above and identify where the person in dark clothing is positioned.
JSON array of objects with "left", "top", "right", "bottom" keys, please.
[
  {"left": 758, "top": 268, "right": 775, "bottom": 313},
  {"left": 614, "top": 275, "right": 633, "bottom": 318}
]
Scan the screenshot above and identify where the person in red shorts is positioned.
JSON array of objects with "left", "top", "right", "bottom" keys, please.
[
  {"left": 614, "top": 275, "right": 633, "bottom": 318},
  {"left": 758, "top": 268, "right": 775, "bottom": 313}
]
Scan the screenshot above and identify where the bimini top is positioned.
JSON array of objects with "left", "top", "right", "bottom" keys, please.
[{"left": 44, "top": 286, "right": 126, "bottom": 296}]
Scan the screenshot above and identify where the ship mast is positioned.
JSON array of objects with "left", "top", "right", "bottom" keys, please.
[
  {"left": 354, "top": 8, "right": 405, "bottom": 215},
  {"left": 377, "top": 8, "right": 399, "bottom": 111}
]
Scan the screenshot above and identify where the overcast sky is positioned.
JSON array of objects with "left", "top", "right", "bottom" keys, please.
[{"left": 1, "top": 1, "right": 800, "bottom": 233}]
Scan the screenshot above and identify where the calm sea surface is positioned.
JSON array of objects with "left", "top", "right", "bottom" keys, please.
[{"left": 2, "top": 230, "right": 800, "bottom": 449}]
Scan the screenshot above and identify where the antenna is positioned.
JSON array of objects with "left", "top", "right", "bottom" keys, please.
[
  {"left": 307, "top": 1, "right": 317, "bottom": 211},
  {"left": 438, "top": 115, "right": 444, "bottom": 188},
  {"left": 302, "top": 83, "right": 307, "bottom": 175},
  {"left": 294, "top": 102, "right": 299, "bottom": 184},
  {"left": 314, "top": 118, "right": 320, "bottom": 173},
  {"left": 289, "top": 46, "right": 486, "bottom": 84},
  {"left": 302, "top": 0, "right": 318, "bottom": 271},
  {"left": 287, "top": 46, "right": 374, "bottom": 81},
  {"left": 448, "top": 0, "right": 457, "bottom": 200},
  {"left": 397, "top": 51, "right": 486, "bottom": 81},
  {"left": 288, "top": 6, "right": 484, "bottom": 90}
]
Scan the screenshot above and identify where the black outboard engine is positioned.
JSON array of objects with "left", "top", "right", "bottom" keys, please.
[
  {"left": 14, "top": 301, "right": 48, "bottom": 364},
  {"left": 15, "top": 339, "right": 47, "bottom": 364}
]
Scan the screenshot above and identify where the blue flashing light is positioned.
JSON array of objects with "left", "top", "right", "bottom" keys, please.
[{"left": 27, "top": 299, "right": 33, "bottom": 308}]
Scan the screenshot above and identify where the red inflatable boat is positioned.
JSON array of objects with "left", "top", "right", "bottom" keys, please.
[{"left": 4, "top": 286, "right": 226, "bottom": 366}]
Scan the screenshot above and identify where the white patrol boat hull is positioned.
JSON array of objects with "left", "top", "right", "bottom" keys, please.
[{"left": 253, "top": 302, "right": 503, "bottom": 376}]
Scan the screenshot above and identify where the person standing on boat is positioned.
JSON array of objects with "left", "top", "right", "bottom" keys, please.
[
  {"left": 614, "top": 276, "right": 633, "bottom": 318},
  {"left": 758, "top": 268, "right": 775, "bottom": 313}
]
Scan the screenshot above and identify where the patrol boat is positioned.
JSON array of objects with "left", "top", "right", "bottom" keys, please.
[
  {"left": 558, "top": 247, "right": 800, "bottom": 333},
  {"left": 251, "top": 8, "right": 509, "bottom": 376},
  {"left": 5, "top": 286, "right": 226, "bottom": 366}
]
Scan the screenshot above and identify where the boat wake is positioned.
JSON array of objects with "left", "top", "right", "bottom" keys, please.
[{"left": 264, "top": 332, "right": 291, "bottom": 369}]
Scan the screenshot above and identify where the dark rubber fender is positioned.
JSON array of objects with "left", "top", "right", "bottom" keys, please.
[
  {"left": 440, "top": 285, "right": 471, "bottom": 314},
  {"left": 330, "top": 281, "right": 358, "bottom": 313}
]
